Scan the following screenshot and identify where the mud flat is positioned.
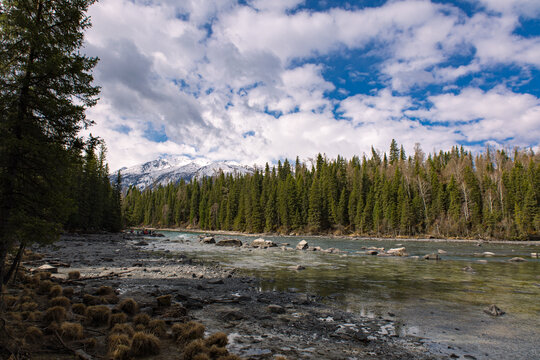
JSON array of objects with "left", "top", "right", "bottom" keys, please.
[{"left": 31, "top": 233, "right": 440, "bottom": 359}]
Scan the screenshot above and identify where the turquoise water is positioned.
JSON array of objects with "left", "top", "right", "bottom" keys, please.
[{"left": 146, "top": 231, "right": 540, "bottom": 359}]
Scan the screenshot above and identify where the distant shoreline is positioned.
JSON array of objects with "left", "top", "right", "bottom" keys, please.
[{"left": 131, "top": 227, "right": 540, "bottom": 245}]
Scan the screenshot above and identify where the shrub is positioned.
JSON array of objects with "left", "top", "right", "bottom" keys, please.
[
  {"left": 110, "top": 323, "right": 135, "bottom": 337},
  {"left": 183, "top": 339, "right": 207, "bottom": 360},
  {"left": 173, "top": 321, "right": 205, "bottom": 344},
  {"left": 109, "top": 312, "right": 128, "bottom": 328},
  {"left": 83, "top": 294, "right": 101, "bottom": 306},
  {"left": 27, "top": 311, "right": 42, "bottom": 321},
  {"left": 67, "top": 271, "right": 80, "bottom": 280},
  {"left": 3, "top": 295, "right": 19, "bottom": 309},
  {"left": 110, "top": 344, "right": 131, "bottom": 360},
  {"left": 147, "top": 319, "right": 166, "bottom": 338},
  {"left": 38, "top": 271, "right": 51, "bottom": 280},
  {"left": 117, "top": 298, "right": 138, "bottom": 315},
  {"left": 205, "top": 332, "right": 228, "bottom": 348},
  {"left": 49, "top": 285, "right": 63, "bottom": 298},
  {"left": 86, "top": 305, "right": 111, "bottom": 326},
  {"left": 100, "top": 293, "right": 119, "bottom": 305},
  {"left": 44, "top": 306, "right": 66, "bottom": 323},
  {"left": 50, "top": 296, "right": 71, "bottom": 309},
  {"left": 156, "top": 294, "right": 172, "bottom": 307},
  {"left": 21, "top": 301, "right": 38, "bottom": 312},
  {"left": 134, "top": 323, "right": 145, "bottom": 332},
  {"left": 130, "top": 331, "right": 160, "bottom": 356},
  {"left": 24, "top": 326, "right": 43, "bottom": 342},
  {"left": 108, "top": 333, "right": 131, "bottom": 352},
  {"left": 208, "top": 345, "right": 228, "bottom": 359},
  {"left": 60, "top": 322, "right": 84, "bottom": 340},
  {"left": 96, "top": 286, "right": 115, "bottom": 296},
  {"left": 133, "top": 313, "right": 150, "bottom": 326},
  {"left": 216, "top": 355, "right": 242, "bottom": 360},
  {"left": 38, "top": 280, "right": 53, "bottom": 294},
  {"left": 62, "top": 287, "right": 74, "bottom": 298},
  {"left": 72, "top": 303, "right": 87, "bottom": 316}
]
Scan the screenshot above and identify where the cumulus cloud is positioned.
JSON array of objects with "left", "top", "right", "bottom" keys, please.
[{"left": 82, "top": 0, "right": 540, "bottom": 171}]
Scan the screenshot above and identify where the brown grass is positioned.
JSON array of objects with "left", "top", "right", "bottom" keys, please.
[
  {"left": 44, "top": 306, "right": 66, "bottom": 323},
  {"left": 24, "top": 326, "right": 43, "bottom": 343},
  {"left": 67, "top": 271, "right": 80, "bottom": 280},
  {"left": 72, "top": 303, "right": 87, "bottom": 316},
  {"left": 134, "top": 323, "right": 146, "bottom": 332},
  {"left": 110, "top": 323, "right": 135, "bottom": 337},
  {"left": 215, "top": 355, "right": 242, "bottom": 360},
  {"left": 193, "top": 354, "right": 211, "bottom": 360},
  {"left": 205, "top": 332, "right": 228, "bottom": 348},
  {"left": 208, "top": 345, "right": 229, "bottom": 359},
  {"left": 173, "top": 321, "right": 205, "bottom": 344},
  {"left": 110, "top": 344, "right": 131, "bottom": 360},
  {"left": 38, "top": 280, "right": 53, "bottom": 294},
  {"left": 83, "top": 294, "right": 101, "bottom": 305},
  {"left": 7, "top": 311, "right": 22, "bottom": 322},
  {"left": 100, "top": 293, "right": 120, "bottom": 305},
  {"left": 147, "top": 319, "right": 166, "bottom": 338},
  {"left": 21, "top": 301, "right": 38, "bottom": 312},
  {"left": 49, "top": 296, "right": 71, "bottom": 309},
  {"left": 96, "top": 286, "right": 115, "bottom": 296},
  {"left": 117, "top": 298, "right": 138, "bottom": 315},
  {"left": 108, "top": 333, "right": 131, "bottom": 352},
  {"left": 86, "top": 305, "right": 111, "bottom": 326},
  {"left": 83, "top": 337, "right": 97, "bottom": 349},
  {"left": 156, "top": 294, "right": 172, "bottom": 307},
  {"left": 27, "top": 310, "right": 42, "bottom": 321},
  {"left": 3, "top": 295, "right": 19, "bottom": 309},
  {"left": 62, "top": 287, "right": 74, "bottom": 298},
  {"left": 183, "top": 339, "right": 207, "bottom": 360},
  {"left": 162, "top": 304, "right": 187, "bottom": 318},
  {"left": 49, "top": 285, "right": 63, "bottom": 298},
  {"left": 130, "top": 331, "right": 160, "bottom": 356},
  {"left": 109, "top": 312, "right": 128, "bottom": 328},
  {"left": 133, "top": 313, "right": 150, "bottom": 326},
  {"left": 38, "top": 271, "right": 51, "bottom": 280},
  {"left": 60, "top": 322, "right": 84, "bottom": 340}
]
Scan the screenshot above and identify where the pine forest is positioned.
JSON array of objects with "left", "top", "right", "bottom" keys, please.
[{"left": 122, "top": 141, "right": 540, "bottom": 240}]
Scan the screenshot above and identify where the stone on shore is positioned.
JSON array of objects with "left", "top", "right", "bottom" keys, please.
[
  {"left": 386, "top": 247, "right": 407, "bottom": 256},
  {"left": 484, "top": 304, "right": 505, "bottom": 316},
  {"left": 366, "top": 250, "right": 378, "bottom": 255},
  {"left": 509, "top": 257, "right": 526, "bottom": 262},
  {"left": 423, "top": 253, "right": 440, "bottom": 260},
  {"left": 34, "top": 264, "right": 58, "bottom": 274},
  {"left": 437, "top": 249, "right": 447, "bottom": 254},
  {"left": 215, "top": 239, "right": 243, "bottom": 247},
  {"left": 288, "top": 265, "right": 305, "bottom": 271},
  {"left": 201, "top": 236, "right": 215, "bottom": 244},
  {"left": 296, "top": 240, "right": 309, "bottom": 250}
]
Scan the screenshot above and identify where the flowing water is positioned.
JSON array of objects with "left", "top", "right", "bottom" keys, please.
[{"left": 144, "top": 231, "right": 540, "bottom": 359}]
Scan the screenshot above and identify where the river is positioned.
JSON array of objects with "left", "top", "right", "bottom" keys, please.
[{"left": 143, "top": 231, "right": 540, "bottom": 359}]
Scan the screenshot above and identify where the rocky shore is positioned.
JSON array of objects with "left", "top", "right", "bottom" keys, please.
[{"left": 30, "top": 233, "right": 440, "bottom": 359}]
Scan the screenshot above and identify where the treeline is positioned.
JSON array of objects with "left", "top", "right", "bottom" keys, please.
[
  {"left": 65, "top": 139, "right": 122, "bottom": 233},
  {"left": 122, "top": 141, "right": 540, "bottom": 240}
]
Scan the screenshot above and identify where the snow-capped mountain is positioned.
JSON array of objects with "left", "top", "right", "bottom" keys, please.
[{"left": 111, "top": 156, "right": 254, "bottom": 190}]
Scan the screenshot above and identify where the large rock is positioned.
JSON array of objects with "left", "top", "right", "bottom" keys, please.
[
  {"left": 251, "top": 238, "right": 277, "bottom": 248},
  {"left": 437, "top": 249, "right": 447, "bottom": 254},
  {"left": 386, "top": 247, "right": 407, "bottom": 256},
  {"left": 296, "top": 240, "right": 309, "bottom": 250},
  {"left": 35, "top": 264, "right": 58, "bottom": 274},
  {"left": 267, "top": 304, "right": 285, "bottom": 314},
  {"left": 509, "top": 257, "right": 526, "bottom": 262},
  {"left": 366, "top": 250, "right": 378, "bottom": 255},
  {"left": 201, "top": 236, "right": 215, "bottom": 244},
  {"left": 215, "top": 239, "right": 243, "bottom": 247},
  {"left": 423, "top": 253, "right": 440, "bottom": 260}
]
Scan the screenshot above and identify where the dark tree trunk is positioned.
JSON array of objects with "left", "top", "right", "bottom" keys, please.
[{"left": 3, "top": 243, "right": 25, "bottom": 285}]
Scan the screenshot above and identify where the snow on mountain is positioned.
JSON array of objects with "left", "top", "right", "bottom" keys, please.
[{"left": 112, "top": 156, "right": 254, "bottom": 190}]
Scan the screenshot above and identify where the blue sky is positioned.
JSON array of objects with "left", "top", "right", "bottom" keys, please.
[{"left": 83, "top": 0, "right": 540, "bottom": 170}]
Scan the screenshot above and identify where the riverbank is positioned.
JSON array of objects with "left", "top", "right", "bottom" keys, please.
[
  {"left": 27, "top": 233, "right": 440, "bottom": 359},
  {"left": 136, "top": 227, "right": 540, "bottom": 245}
]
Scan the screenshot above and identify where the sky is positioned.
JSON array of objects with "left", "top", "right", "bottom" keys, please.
[{"left": 82, "top": 0, "right": 540, "bottom": 171}]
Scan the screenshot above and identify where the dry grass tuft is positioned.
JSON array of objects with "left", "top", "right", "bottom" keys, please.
[
  {"left": 156, "top": 294, "right": 172, "bottom": 307},
  {"left": 3, "top": 295, "right": 19, "bottom": 309},
  {"left": 183, "top": 339, "right": 207, "bottom": 360},
  {"left": 44, "top": 306, "right": 66, "bottom": 323},
  {"left": 24, "top": 326, "right": 43, "bottom": 342},
  {"left": 38, "top": 271, "right": 51, "bottom": 280},
  {"left": 275, "top": 356, "right": 288, "bottom": 360},
  {"left": 49, "top": 284, "right": 63, "bottom": 298},
  {"left": 208, "top": 345, "right": 229, "bottom": 359},
  {"left": 133, "top": 313, "right": 150, "bottom": 326},
  {"left": 49, "top": 296, "right": 71, "bottom": 309},
  {"left": 72, "top": 303, "right": 87, "bottom": 316},
  {"left": 100, "top": 293, "right": 120, "bottom": 305},
  {"left": 7, "top": 311, "right": 22, "bottom": 321},
  {"left": 67, "top": 271, "right": 80, "bottom": 280},
  {"left": 60, "top": 322, "right": 84, "bottom": 340},
  {"left": 108, "top": 333, "right": 131, "bottom": 352},
  {"left": 109, "top": 312, "right": 128, "bottom": 328},
  {"left": 215, "top": 355, "right": 242, "bottom": 360},
  {"left": 173, "top": 321, "right": 205, "bottom": 344},
  {"left": 147, "top": 319, "right": 166, "bottom": 338},
  {"left": 110, "top": 344, "right": 131, "bottom": 360},
  {"left": 118, "top": 298, "right": 138, "bottom": 315},
  {"left": 83, "top": 294, "right": 101, "bottom": 305},
  {"left": 130, "top": 331, "right": 160, "bottom": 356},
  {"left": 134, "top": 323, "right": 145, "bottom": 332},
  {"left": 205, "top": 332, "right": 228, "bottom": 348},
  {"left": 86, "top": 305, "right": 111, "bottom": 326},
  {"left": 21, "top": 301, "right": 38, "bottom": 312},
  {"left": 38, "top": 280, "right": 53, "bottom": 294},
  {"left": 62, "top": 287, "right": 74, "bottom": 298},
  {"left": 110, "top": 323, "right": 135, "bottom": 337},
  {"left": 193, "top": 354, "right": 211, "bottom": 360},
  {"left": 27, "top": 310, "right": 42, "bottom": 321},
  {"left": 162, "top": 304, "right": 187, "bottom": 318},
  {"left": 83, "top": 337, "right": 97, "bottom": 349},
  {"left": 96, "top": 286, "right": 115, "bottom": 296}
]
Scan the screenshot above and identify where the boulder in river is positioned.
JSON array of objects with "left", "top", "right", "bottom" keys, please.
[
  {"left": 201, "top": 236, "right": 215, "bottom": 244},
  {"left": 251, "top": 238, "right": 277, "bottom": 248},
  {"left": 423, "top": 253, "right": 440, "bottom": 260},
  {"left": 215, "top": 239, "right": 243, "bottom": 247},
  {"left": 531, "top": 253, "right": 538, "bottom": 258},
  {"left": 484, "top": 304, "right": 505, "bottom": 316},
  {"left": 437, "top": 249, "right": 447, "bottom": 254},
  {"left": 386, "top": 247, "right": 407, "bottom": 256},
  {"left": 296, "top": 240, "right": 309, "bottom": 250},
  {"left": 366, "top": 250, "right": 378, "bottom": 255},
  {"left": 508, "top": 257, "right": 526, "bottom": 262}
]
